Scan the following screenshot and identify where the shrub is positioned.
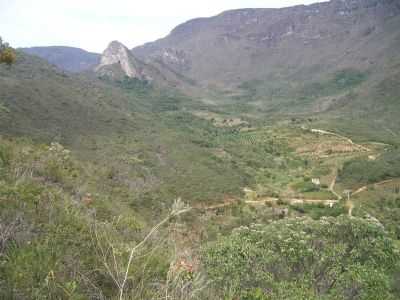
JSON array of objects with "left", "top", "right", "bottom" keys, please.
[
  {"left": 202, "top": 216, "right": 400, "bottom": 300},
  {"left": 0, "top": 47, "right": 16, "bottom": 66},
  {"left": 0, "top": 143, "right": 12, "bottom": 177},
  {"left": 0, "top": 37, "right": 16, "bottom": 66},
  {"left": 291, "top": 203, "right": 346, "bottom": 219}
]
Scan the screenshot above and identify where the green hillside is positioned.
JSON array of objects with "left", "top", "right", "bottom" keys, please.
[
  {"left": 0, "top": 51, "right": 252, "bottom": 206},
  {"left": 1, "top": 0, "right": 400, "bottom": 298}
]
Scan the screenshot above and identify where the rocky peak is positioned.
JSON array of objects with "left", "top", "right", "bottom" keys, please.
[{"left": 96, "top": 40, "right": 143, "bottom": 79}]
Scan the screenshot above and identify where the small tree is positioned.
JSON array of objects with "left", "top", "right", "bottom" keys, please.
[
  {"left": 0, "top": 48, "right": 16, "bottom": 66},
  {"left": 0, "top": 37, "right": 16, "bottom": 66},
  {"left": 0, "top": 37, "right": 7, "bottom": 49}
]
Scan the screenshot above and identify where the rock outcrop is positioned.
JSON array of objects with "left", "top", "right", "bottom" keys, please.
[{"left": 96, "top": 41, "right": 148, "bottom": 80}]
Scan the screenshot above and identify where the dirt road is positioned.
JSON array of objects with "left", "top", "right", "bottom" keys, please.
[{"left": 311, "top": 129, "right": 371, "bottom": 152}]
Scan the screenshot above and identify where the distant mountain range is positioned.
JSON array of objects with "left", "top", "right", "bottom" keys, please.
[
  {"left": 18, "top": 0, "right": 400, "bottom": 124},
  {"left": 21, "top": 1, "right": 400, "bottom": 87},
  {"left": 130, "top": 0, "right": 400, "bottom": 97},
  {"left": 20, "top": 46, "right": 100, "bottom": 73}
]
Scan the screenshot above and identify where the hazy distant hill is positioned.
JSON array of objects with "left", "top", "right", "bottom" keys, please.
[
  {"left": 10, "top": 0, "right": 400, "bottom": 136},
  {"left": 0, "top": 50, "right": 249, "bottom": 202},
  {"left": 130, "top": 0, "right": 400, "bottom": 135},
  {"left": 133, "top": 0, "right": 400, "bottom": 89},
  {"left": 20, "top": 46, "right": 100, "bottom": 72}
]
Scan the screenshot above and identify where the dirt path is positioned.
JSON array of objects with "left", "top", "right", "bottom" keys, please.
[
  {"left": 288, "top": 198, "right": 339, "bottom": 206},
  {"left": 197, "top": 195, "right": 339, "bottom": 211},
  {"left": 311, "top": 129, "right": 371, "bottom": 152},
  {"left": 347, "top": 201, "right": 354, "bottom": 217},
  {"left": 384, "top": 127, "right": 398, "bottom": 137},
  {"left": 245, "top": 197, "right": 338, "bottom": 207},
  {"left": 352, "top": 179, "right": 395, "bottom": 196},
  {"left": 352, "top": 186, "right": 367, "bottom": 196},
  {"left": 366, "top": 141, "right": 392, "bottom": 147},
  {"left": 329, "top": 173, "right": 343, "bottom": 200},
  {"left": 245, "top": 197, "right": 278, "bottom": 206},
  {"left": 194, "top": 198, "right": 238, "bottom": 210}
]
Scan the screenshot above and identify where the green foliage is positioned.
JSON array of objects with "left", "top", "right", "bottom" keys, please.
[
  {"left": 334, "top": 69, "right": 367, "bottom": 89},
  {"left": 0, "top": 47, "right": 16, "bottom": 66},
  {"left": 339, "top": 150, "right": 400, "bottom": 187},
  {"left": 0, "top": 37, "right": 16, "bottom": 66},
  {"left": 354, "top": 189, "right": 400, "bottom": 239},
  {"left": 237, "top": 80, "right": 262, "bottom": 101},
  {"left": 293, "top": 178, "right": 320, "bottom": 193},
  {"left": 291, "top": 203, "right": 346, "bottom": 219},
  {"left": 202, "top": 216, "right": 400, "bottom": 300},
  {"left": 311, "top": 165, "right": 331, "bottom": 177},
  {"left": 1, "top": 34, "right": 400, "bottom": 300},
  {"left": 114, "top": 76, "right": 151, "bottom": 94},
  {"left": 0, "top": 142, "right": 12, "bottom": 172},
  {"left": 298, "top": 69, "right": 367, "bottom": 100},
  {"left": 0, "top": 138, "right": 176, "bottom": 299},
  {"left": 36, "top": 142, "right": 78, "bottom": 184}
]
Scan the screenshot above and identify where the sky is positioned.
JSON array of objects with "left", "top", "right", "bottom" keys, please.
[{"left": 0, "top": 0, "right": 327, "bottom": 53}]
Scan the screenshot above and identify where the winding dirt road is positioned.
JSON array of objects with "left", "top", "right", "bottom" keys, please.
[{"left": 310, "top": 129, "right": 371, "bottom": 152}]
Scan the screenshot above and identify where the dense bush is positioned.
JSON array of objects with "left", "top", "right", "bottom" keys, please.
[
  {"left": 291, "top": 203, "right": 346, "bottom": 219},
  {"left": 0, "top": 37, "right": 16, "bottom": 66},
  {"left": 0, "top": 138, "right": 189, "bottom": 299},
  {"left": 202, "top": 216, "right": 400, "bottom": 300}
]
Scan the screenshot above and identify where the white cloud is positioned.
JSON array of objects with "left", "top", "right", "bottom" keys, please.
[{"left": 0, "top": 0, "right": 327, "bottom": 52}]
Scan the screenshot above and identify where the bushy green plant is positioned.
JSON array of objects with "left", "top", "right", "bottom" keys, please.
[
  {"left": 0, "top": 37, "right": 16, "bottom": 66},
  {"left": 35, "top": 142, "right": 79, "bottom": 184},
  {"left": 0, "top": 138, "right": 172, "bottom": 299},
  {"left": 202, "top": 216, "right": 400, "bottom": 300},
  {"left": 291, "top": 203, "right": 346, "bottom": 219}
]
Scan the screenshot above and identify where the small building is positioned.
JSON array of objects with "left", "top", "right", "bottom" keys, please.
[{"left": 312, "top": 178, "right": 321, "bottom": 186}]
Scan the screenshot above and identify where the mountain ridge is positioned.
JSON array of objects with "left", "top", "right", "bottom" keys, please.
[
  {"left": 132, "top": 0, "right": 400, "bottom": 88},
  {"left": 15, "top": 0, "right": 400, "bottom": 124},
  {"left": 20, "top": 46, "right": 100, "bottom": 73}
]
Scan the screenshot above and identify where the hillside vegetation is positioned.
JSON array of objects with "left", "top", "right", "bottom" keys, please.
[
  {"left": 1, "top": 0, "right": 400, "bottom": 298},
  {"left": 132, "top": 0, "right": 400, "bottom": 141}
]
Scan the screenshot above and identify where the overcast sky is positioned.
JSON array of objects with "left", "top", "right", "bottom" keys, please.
[{"left": 1, "top": 0, "right": 327, "bottom": 53}]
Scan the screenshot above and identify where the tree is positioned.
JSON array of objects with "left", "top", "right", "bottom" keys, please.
[
  {"left": 0, "top": 48, "right": 16, "bottom": 66},
  {"left": 0, "top": 37, "right": 8, "bottom": 49},
  {"left": 203, "top": 216, "right": 400, "bottom": 300},
  {"left": 0, "top": 37, "right": 16, "bottom": 66}
]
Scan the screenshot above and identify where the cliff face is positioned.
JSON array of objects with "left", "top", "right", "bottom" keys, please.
[
  {"left": 96, "top": 41, "right": 148, "bottom": 80},
  {"left": 133, "top": 0, "right": 400, "bottom": 88},
  {"left": 21, "top": 0, "right": 400, "bottom": 101}
]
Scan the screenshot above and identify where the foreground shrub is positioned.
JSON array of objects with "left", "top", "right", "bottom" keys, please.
[{"left": 202, "top": 216, "right": 400, "bottom": 300}]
